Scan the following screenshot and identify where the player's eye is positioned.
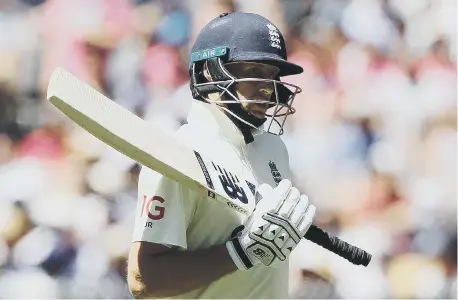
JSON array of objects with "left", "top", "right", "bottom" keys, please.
[{"left": 259, "top": 88, "right": 273, "bottom": 96}]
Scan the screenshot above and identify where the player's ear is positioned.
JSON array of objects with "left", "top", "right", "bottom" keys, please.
[{"left": 203, "top": 62, "right": 213, "bottom": 82}]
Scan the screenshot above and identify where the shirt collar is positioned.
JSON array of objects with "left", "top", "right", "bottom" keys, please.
[{"left": 186, "top": 101, "right": 264, "bottom": 147}]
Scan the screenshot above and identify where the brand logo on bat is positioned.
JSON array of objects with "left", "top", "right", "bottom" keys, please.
[
  {"left": 194, "top": 151, "right": 216, "bottom": 199},
  {"left": 227, "top": 201, "right": 248, "bottom": 214},
  {"left": 245, "top": 181, "right": 256, "bottom": 196},
  {"left": 212, "top": 162, "right": 248, "bottom": 204}
]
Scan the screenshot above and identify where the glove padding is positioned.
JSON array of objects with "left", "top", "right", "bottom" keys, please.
[{"left": 226, "top": 179, "right": 316, "bottom": 270}]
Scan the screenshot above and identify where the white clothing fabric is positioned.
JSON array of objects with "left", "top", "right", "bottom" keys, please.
[{"left": 132, "top": 101, "right": 292, "bottom": 298}]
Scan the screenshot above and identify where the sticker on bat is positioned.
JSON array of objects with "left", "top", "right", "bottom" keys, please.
[
  {"left": 227, "top": 201, "right": 249, "bottom": 214},
  {"left": 194, "top": 151, "right": 216, "bottom": 198}
]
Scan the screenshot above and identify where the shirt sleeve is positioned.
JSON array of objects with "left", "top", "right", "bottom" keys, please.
[{"left": 132, "top": 166, "right": 198, "bottom": 250}]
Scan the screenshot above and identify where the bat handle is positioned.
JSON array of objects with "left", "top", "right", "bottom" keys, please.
[{"left": 303, "top": 225, "right": 372, "bottom": 266}]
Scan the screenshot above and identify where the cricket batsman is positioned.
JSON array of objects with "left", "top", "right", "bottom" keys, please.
[{"left": 127, "top": 12, "right": 316, "bottom": 299}]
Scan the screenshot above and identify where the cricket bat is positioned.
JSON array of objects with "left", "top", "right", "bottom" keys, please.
[{"left": 47, "top": 67, "right": 371, "bottom": 266}]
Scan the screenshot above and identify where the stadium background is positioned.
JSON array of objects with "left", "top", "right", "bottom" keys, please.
[{"left": 0, "top": 0, "right": 456, "bottom": 298}]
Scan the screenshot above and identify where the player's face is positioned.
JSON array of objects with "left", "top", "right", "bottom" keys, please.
[{"left": 224, "top": 62, "right": 280, "bottom": 119}]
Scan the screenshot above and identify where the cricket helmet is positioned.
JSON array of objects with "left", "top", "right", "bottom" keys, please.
[{"left": 189, "top": 12, "right": 303, "bottom": 138}]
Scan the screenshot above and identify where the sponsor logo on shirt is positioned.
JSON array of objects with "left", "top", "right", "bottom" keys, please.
[
  {"left": 141, "top": 195, "right": 165, "bottom": 222},
  {"left": 212, "top": 162, "right": 249, "bottom": 204}
]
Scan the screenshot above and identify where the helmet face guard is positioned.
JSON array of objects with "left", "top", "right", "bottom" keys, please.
[{"left": 191, "top": 56, "right": 302, "bottom": 136}]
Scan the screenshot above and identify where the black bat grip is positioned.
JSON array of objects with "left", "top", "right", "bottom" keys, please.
[{"left": 303, "top": 225, "right": 372, "bottom": 266}]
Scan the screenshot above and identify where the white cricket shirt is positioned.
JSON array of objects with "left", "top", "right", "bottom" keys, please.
[{"left": 132, "top": 101, "right": 292, "bottom": 298}]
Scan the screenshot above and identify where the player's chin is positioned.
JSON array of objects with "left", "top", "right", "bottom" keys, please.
[
  {"left": 246, "top": 104, "right": 269, "bottom": 119},
  {"left": 249, "top": 110, "right": 267, "bottom": 119}
]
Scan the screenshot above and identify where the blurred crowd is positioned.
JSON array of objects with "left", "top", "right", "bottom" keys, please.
[{"left": 0, "top": 0, "right": 456, "bottom": 298}]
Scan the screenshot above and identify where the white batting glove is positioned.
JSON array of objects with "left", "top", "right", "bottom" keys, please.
[{"left": 226, "top": 179, "right": 316, "bottom": 270}]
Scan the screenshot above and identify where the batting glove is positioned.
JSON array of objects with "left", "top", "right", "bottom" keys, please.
[{"left": 226, "top": 179, "right": 316, "bottom": 270}]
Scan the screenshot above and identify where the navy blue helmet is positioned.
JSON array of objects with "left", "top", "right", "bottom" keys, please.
[{"left": 188, "top": 12, "right": 303, "bottom": 139}]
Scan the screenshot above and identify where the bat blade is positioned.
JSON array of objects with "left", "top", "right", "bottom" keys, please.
[{"left": 47, "top": 67, "right": 254, "bottom": 216}]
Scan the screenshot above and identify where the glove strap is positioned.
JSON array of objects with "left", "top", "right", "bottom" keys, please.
[{"left": 226, "top": 238, "right": 254, "bottom": 270}]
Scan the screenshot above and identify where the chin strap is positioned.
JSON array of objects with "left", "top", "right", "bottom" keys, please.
[{"left": 223, "top": 106, "right": 266, "bottom": 144}]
